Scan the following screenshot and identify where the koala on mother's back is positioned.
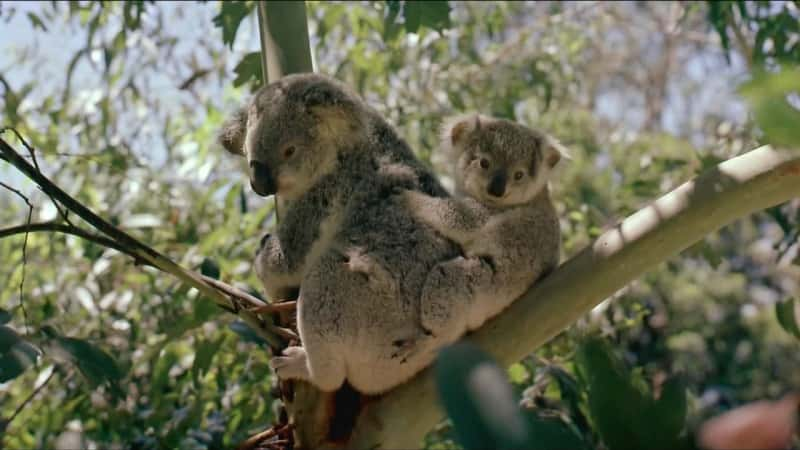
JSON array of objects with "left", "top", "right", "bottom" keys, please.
[{"left": 218, "top": 73, "right": 460, "bottom": 394}]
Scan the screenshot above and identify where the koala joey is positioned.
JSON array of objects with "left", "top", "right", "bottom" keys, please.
[
  {"left": 218, "top": 73, "right": 460, "bottom": 394},
  {"left": 401, "top": 114, "right": 565, "bottom": 347}
]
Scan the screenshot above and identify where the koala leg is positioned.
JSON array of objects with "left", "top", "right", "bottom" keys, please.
[
  {"left": 420, "top": 256, "right": 494, "bottom": 345},
  {"left": 299, "top": 332, "right": 348, "bottom": 392}
]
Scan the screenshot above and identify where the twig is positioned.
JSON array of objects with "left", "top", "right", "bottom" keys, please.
[
  {"left": 236, "top": 424, "right": 292, "bottom": 450},
  {"left": 0, "top": 181, "right": 32, "bottom": 332},
  {"left": 200, "top": 275, "right": 268, "bottom": 309},
  {"left": 7, "top": 366, "right": 57, "bottom": 425},
  {"left": 250, "top": 301, "right": 297, "bottom": 314},
  {"left": 0, "top": 222, "right": 145, "bottom": 263},
  {"left": 1, "top": 128, "right": 74, "bottom": 226}
]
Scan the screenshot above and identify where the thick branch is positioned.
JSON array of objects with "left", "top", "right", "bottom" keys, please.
[
  {"left": 0, "top": 136, "right": 287, "bottom": 349},
  {"left": 257, "top": 1, "right": 314, "bottom": 83},
  {"left": 349, "top": 145, "right": 800, "bottom": 449}
]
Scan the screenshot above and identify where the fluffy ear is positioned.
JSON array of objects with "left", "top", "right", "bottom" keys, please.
[
  {"left": 301, "top": 81, "right": 365, "bottom": 144},
  {"left": 543, "top": 135, "right": 571, "bottom": 169},
  {"left": 218, "top": 107, "right": 248, "bottom": 156},
  {"left": 440, "top": 114, "right": 481, "bottom": 154}
]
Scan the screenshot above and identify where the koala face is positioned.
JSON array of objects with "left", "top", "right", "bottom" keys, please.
[
  {"left": 444, "top": 115, "right": 564, "bottom": 208},
  {"left": 219, "top": 74, "right": 367, "bottom": 200}
]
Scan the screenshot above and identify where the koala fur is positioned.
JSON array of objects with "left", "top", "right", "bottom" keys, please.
[
  {"left": 401, "top": 114, "right": 564, "bottom": 346},
  {"left": 218, "top": 73, "right": 459, "bottom": 393}
]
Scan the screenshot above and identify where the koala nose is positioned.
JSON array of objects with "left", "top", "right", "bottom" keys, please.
[
  {"left": 249, "top": 160, "right": 276, "bottom": 196},
  {"left": 487, "top": 171, "right": 507, "bottom": 198}
]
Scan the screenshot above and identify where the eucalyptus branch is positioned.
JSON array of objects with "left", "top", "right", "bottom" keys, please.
[
  {"left": 0, "top": 134, "right": 287, "bottom": 349},
  {"left": 0, "top": 222, "right": 142, "bottom": 260},
  {"left": 7, "top": 366, "right": 57, "bottom": 425}
]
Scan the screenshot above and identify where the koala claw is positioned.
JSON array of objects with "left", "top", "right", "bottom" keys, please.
[
  {"left": 270, "top": 346, "right": 310, "bottom": 381},
  {"left": 391, "top": 335, "right": 432, "bottom": 363}
]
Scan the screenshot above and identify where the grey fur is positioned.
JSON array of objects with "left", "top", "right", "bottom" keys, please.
[
  {"left": 219, "top": 73, "right": 459, "bottom": 393},
  {"left": 401, "top": 114, "right": 564, "bottom": 347}
]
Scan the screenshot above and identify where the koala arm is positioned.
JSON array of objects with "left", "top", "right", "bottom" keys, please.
[
  {"left": 402, "top": 190, "right": 489, "bottom": 245},
  {"left": 256, "top": 233, "right": 301, "bottom": 300}
]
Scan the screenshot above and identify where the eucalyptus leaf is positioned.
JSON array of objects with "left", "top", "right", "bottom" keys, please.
[
  {"left": 775, "top": 298, "right": 800, "bottom": 339},
  {"left": 212, "top": 1, "right": 254, "bottom": 49},
  {"left": 0, "top": 325, "right": 40, "bottom": 382},
  {"left": 52, "top": 334, "right": 123, "bottom": 397},
  {"left": 435, "top": 342, "right": 530, "bottom": 450}
]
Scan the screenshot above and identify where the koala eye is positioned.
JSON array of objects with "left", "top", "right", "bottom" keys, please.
[
  {"left": 479, "top": 158, "right": 490, "bottom": 170},
  {"left": 514, "top": 171, "right": 525, "bottom": 181},
  {"left": 283, "top": 146, "right": 296, "bottom": 159}
]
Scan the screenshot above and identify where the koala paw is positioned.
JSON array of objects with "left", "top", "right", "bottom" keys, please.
[
  {"left": 270, "top": 346, "right": 310, "bottom": 381},
  {"left": 391, "top": 333, "right": 433, "bottom": 363}
]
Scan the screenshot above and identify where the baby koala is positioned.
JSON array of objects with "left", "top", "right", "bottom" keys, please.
[{"left": 402, "top": 114, "right": 565, "bottom": 347}]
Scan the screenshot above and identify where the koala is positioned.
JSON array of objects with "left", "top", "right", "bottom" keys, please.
[
  {"left": 400, "top": 114, "right": 564, "bottom": 347},
  {"left": 218, "top": 73, "right": 460, "bottom": 394}
]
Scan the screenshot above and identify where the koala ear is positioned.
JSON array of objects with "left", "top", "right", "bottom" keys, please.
[
  {"left": 302, "top": 81, "right": 365, "bottom": 143},
  {"left": 543, "top": 136, "right": 571, "bottom": 169},
  {"left": 218, "top": 107, "right": 248, "bottom": 156},
  {"left": 441, "top": 114, "right": 481, "bottom": 151}
]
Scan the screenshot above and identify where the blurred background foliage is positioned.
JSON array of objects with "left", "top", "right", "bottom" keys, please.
[{"left": 0, "top": 1, "right": 798, "bottom": 448}]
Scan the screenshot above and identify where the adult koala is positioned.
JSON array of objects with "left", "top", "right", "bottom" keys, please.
[{"left": 218, "top": 73, "right": 460, "bottom": 394}]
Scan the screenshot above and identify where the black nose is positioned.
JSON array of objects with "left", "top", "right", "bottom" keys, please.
[
  {"left": 249, "top": 160, "right": 276, "bottom": 196},
  {"left": 487, "top": 172, "right": 507, "bottom": 197}
]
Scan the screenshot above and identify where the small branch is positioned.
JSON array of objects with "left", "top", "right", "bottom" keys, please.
[
  {"left": 0, "top": 222, "right": 145, "bottom": 262},
  {"left": 0, "top": 181, "right": 32, "bottom": 332},
  {"left": 250, "top": 300, "right": 297, "bottom": 314},
  {"left": 1, "top": 128, "right": 74, "bottom": 225},
  {"left": 236, "top": 423, "right": 292, "bottom": 450},
  {"left": 7, "top": 366, "right": 57, "bottom": 425}
]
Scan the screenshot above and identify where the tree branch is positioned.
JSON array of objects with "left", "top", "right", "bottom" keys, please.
[
  {"left": 0, "top": 135, "right": 288, "bottom": 349},
  {"left": 0, "top": 222, "right": 143, "bottom": 260},
  {"left": 348, "top": 145, "right": 800, "bottom": 449},
  {"left": 257, "top": 1, "right": 314, "bottom": 83}
]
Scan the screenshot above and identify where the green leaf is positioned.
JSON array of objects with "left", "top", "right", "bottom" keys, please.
[
  {"left": 27, "top": 12, "right": 48, "bottom": 31},
  {"left": 507, "top": 362, "right": 529, "bottom": 384},
  {"left": 233, "top": 51, "right": 263, "bottom": 88},
  {"left": 403, "top": 0, "right": 451, "bottom": 33},
  {"left": 706, "top": 1, "right": 733, "bottom": 62},
  {"left": 0, "top": 308, "right": 11, "bottom": 324},
  {"left": 524, "top": 413, "right": 591, "bottom": 450},
  {"left": 577, "top": 338, "right": 647, "bottom": 450},
  {"left": 739, "top": 68, "right": 800, "bottom": 148},
  {"left": 650, "top": 377, "right": 688, "bottom": 441},
  {"left": 192, "top": 337, "right": 224, "bottom": 387},
  {"left": 151, "top": 344, "right": 179, "bottom": 405},
  {"left": 200, "top": 258, "right": 221, "bottom": 280},
  {"left": 0, "top": 325, "right": 40, "bottom": 382},
  {"left": 229, "top": 321, "right": 268, "bottom": 347},
  {"left": 775, "top": 298, "right": 800, "bottom": 339},
  {"left": 382, "top": 0, "right": 403, "bottom": 42},
  {"left": 212, "top": 1, "right": 254, "bottom": 49},
  {"left": 52, "top": 334, "right": 123, "bottom": 397},
  {"left": 435, "top": 342, "right": 530, "bottom": 450},
  {"left": 576, "top": 337, "right": 688, "bottom": 450}
]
